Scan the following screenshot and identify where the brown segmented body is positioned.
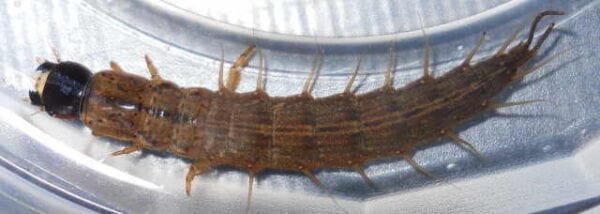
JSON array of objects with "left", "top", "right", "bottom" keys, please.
[
  {"left": 31, "top": 10, "right": 564, "bottom": 211},
  {"left": 81, "top": 59, "right": 501, "bottom": 169}
]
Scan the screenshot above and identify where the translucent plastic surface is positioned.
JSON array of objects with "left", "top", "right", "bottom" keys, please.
[{"left": 0, "top": 0, "right": 599, "bottom": 213}]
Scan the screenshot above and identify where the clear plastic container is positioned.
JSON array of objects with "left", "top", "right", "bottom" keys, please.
[{"left": 0, "top": 0, "right": 598, "bottom": 213}]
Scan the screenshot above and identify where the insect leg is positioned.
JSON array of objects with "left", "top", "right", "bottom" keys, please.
[
  {"left": 531, "top": 22, "right": 557, "bottom": 53},
  {"left": 244, "top": 172, "right": 255, "bottom": 214},
  {"left": 352, "top": 165, "right": 378, "bottom": 190},
  {"left": 46, "top": 40, "right": 61, "bottom": 62},
  {"left": 418, "top": 14, "right": 433, "bottom": 82},
  {"left": 111, "top": 135, "right": 148, "bottom": 156},
  {"left": 185, "top": 158, "right": 212, "bottom": 195},
  {"left": 512, "top": 47, "right": 570, "bottom": 81},
  {"left": 301, "top": 170, "right": 347, "bottom": 213},
  {"left": 226, "top": 44, "right": 256, "bottom": 92},
  {"left": 495, "top": 24, "right": 525, "bottom": 56},
  {"left": 35, "top": 40, "right": 61, "bottom": 64},
  {"left": 255, "top": 49, "right": 266, "bottom": 93},
  {"left": 343, "top": 56, "right": 362, "bottom": 95},
  {"left": 462, "top": 32, "right": 487, "bottom": 67},
  {"left": 402, "top": 154, "right": 461, "bottom": 190},
  {"left": 28, "top": 109, "right": 44, "bottom": 117},
  {"left": 402, "top": 155, "right": 441, "bottom": 182},
  {"left": 488, "top": 99, "right": 545, "bottom": 109},
  {"left": 422, "top": 40, "right": 432, "bottom": 81},
  {"left": 525, "top": 11, "right": 564, "bottom": 49},
  {"left": 109, "top": 118, "right": 146, "bottom": 156},
  {"left": 302, "top": 50, "right": 322, "bottom": 96},
  {"left": 111, "top": 144, "right": 142, "bottom": 156},
  {"left": 218, "top": 44, "right": 226, "bottom": 91},
  {"left": 382, "top": 47, "right": 397, "bottom": 90},
  {"left": 144, "top": 55, "right": 162, "bottom": 82},
  {"left": 35, "top": 57, "right": 47, "bottom": 64},
  {"left": 110, "top": 61, "right": 125, "bottom": 73},
  {"left": 443, "top": 131, "right": 484, "bottom": 161},
  {"left": 302, "top": 169, "right": 328, "bottom": 194}
]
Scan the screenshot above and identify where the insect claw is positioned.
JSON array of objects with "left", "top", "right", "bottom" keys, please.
[
  {"left": 462, "top": 32, "right": 486, "bottom": 66},
  {"left": 444, "top": 131, "right": 485, "bottom": 162},
  {"left": 110, "top": 61, "right": 125, "bottom": 73},
  {"left": 343, "top": 56, "right": 362, "bottom": 95}
]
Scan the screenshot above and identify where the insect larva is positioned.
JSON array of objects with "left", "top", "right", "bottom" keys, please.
[{"left": 29, "top": 10, "right": 564, "bottom": 211}]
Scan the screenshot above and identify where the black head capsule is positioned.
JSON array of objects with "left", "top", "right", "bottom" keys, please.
[{"left": 30, "top": 61, "right": 92, "bottom": 119}]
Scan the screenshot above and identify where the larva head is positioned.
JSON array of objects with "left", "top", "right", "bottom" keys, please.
[{"left": 30, "top": 61, "right": 92, "bottom": 119}]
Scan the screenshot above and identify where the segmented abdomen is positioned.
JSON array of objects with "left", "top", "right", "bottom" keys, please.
[{"left": 81, "top": 56, "right": 513, "bottom": 173}]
